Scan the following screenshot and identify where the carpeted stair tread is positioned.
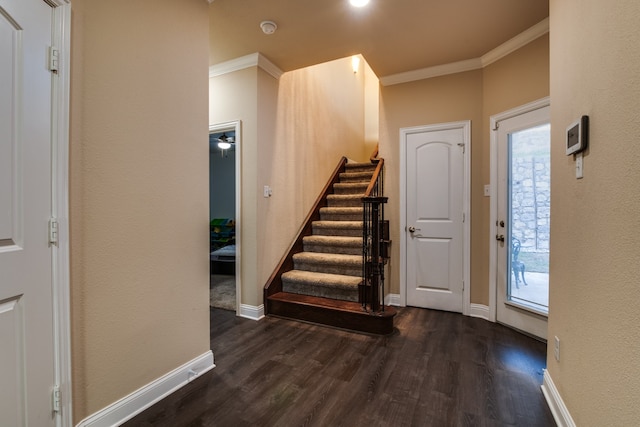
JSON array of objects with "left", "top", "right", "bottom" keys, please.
[
  {"left": 332, "top": 182, "right": 369, "bottom": 195},
  {"left": 326, "top": 194, "right": 364, "bottom": 207},
  {"left": 319, "top": 207, "right": 363, "bottom": 221},
  {"left": 313, "top": 220, "right": 363, "bottom": 237},
  {"left": 293, "top": 252, "right": 362, "bottom": 276},
  {"left": 345, "top": 162, "right": 377, "bottom": 173},
  {"left": 282, "top": 270, "right": 361, "bottom": 288},
  {"left": 303, "top": 235, "right": 362, "bottom": 255},
  {"left": 292, "top": 251, "right": 362, "bottom": 267},
  {"left": 281, "top": 270, "right": 360, "bottom": 301},
  {"left": 339, "top": 171, "right": 375, "bottom": 183}
]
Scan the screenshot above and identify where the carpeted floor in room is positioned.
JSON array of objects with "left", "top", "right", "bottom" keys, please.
[{"left": 209, "top": 274, "right": 236, "bottom": 311}]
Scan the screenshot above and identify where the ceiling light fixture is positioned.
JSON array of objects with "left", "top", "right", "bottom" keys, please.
[
  {"left": 352, "top": 56, "right": 360, "bottom": 73},
  {"left": 217, "top": 134, "right": 233, "bottom": 150},
  {"left": 349, "top": 0, "right": 370, "bottom": 7},
  {"left": 260, "top": 20, "right": 278, "bottom": 35}
]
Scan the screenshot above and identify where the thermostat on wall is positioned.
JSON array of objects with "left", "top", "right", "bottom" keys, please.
[{"left": 566, "top": 115, "right": 589, "bottom": 155}]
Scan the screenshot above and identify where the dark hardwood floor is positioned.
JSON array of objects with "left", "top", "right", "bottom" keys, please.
[{"left": 123, "top": 307, "right": 556, "bottom": 427}]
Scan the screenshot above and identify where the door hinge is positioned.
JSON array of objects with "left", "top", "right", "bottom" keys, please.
[
  {"left": 48, "top": 46, "right": 59, "bottom": 73},
  {"left": 462, "top": 281, "right": 465, "bottom": 291},
  {"left": 49, "top": 218, "right": 59, "bottom": 246},
  {"left": 52, "top": 385, "right": 61, "bottom": 413},
  {"left": 462, "top": 212, "right": 466, "bottom": 222}
]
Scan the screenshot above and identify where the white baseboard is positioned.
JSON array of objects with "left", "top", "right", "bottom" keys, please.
[
  {"left": 76, "top": 351, "right": 215, "bottom": 427},
  {"left": 239, "top": 303, "right": 264, "bottom": 321},
  {"left": 385, "top": 293, "right": 401, "bottom": 306},
  {"left": 469, "top": 303, "right": 490, "bottom": 320},
  {"left": 541, "top": 369, "right": 576, "bottom": 427}
]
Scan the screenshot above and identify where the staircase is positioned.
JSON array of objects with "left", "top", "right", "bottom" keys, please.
[{"left": 264, "top": 159, "right": 396, "bottom": 335}]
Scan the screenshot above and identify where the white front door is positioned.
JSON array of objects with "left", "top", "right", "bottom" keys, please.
[
  {"left": 0, "top": 0, "right": 56, "bottom": 424},
  {"left": 492, "top": 100, "right": 550, "bottom": 340},
  {"left": 403, "top": 122, "right": 469, "bottom": 313}
]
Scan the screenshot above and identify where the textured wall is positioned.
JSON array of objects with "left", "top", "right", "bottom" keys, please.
[
  {"left": 547, "top": 0, "right": 640, "bottom": 423},
  {"left": 70, "top": 0, "right": 210, "bottom": 421}
]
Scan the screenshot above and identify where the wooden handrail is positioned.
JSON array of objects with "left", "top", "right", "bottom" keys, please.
[
  {"left": 264, "top": 157, "right": 349, "bottom": 311},
  {"left": 369, "top": 144, "right": 379, "bottom": 163},
  {"left": 363, "top": 158, "right": 384, "bottom": 198}
]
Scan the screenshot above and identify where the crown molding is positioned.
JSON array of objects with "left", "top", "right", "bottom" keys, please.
[
  {"left": 481, "top": 17, "right": 549, "bottom": 67},
  {"left": 380, "top": 58, "right": 482, "bottom": 86},
  {"left": 209, "top": 53, "right": 284, "bottom": 80},
  {"left": 380, "top": 17, "right": 549, "bottom": 87}
]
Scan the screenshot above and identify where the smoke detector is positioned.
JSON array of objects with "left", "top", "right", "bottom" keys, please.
[{"left": 260, "top": 21, "right": 278, "bottom": 35}]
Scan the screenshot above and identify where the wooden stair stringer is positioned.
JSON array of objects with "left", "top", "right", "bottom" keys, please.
[{"left": 267, "top": 292, "right": 396, "bottom": 335}]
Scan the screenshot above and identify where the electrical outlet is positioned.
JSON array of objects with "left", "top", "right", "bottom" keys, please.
[
  {"left": 554, "top": 336, "right": 560, "bottom": 361},
  {"left": 263, "top": 185, "right": 272, "bottom": 198},
  {"left": 484, "top": 184, "right": 491, "bottom": 197}
]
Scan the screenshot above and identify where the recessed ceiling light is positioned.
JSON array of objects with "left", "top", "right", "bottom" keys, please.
[{"left": 349, "top": 0, "right": 370, "bottom": 7}]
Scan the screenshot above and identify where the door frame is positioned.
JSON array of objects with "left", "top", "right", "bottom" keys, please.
[
  {"left": 50, "top": 1, "right": 72, "bottom": 426},
  {"left": 209, "top": 120, "right": 242, "bottom": 313},
  {"left": 399, "top": 121, "right": 471, "bottom": 315},
  {"left": 489, "top": 97, "right": 550, "bottom": 323}
]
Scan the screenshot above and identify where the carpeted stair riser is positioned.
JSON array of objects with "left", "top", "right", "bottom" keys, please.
[
  {"left": 281, "top": 270, "right": 360, "bottom": 302},
  {"left": 292, "top": 252, "right": 362, "bottom": 277},
  {"left": 319, "top": 207, "right": 363, "bottom": 221},
  {"left": 303, "top": 235, "right": 362, "bottom": 256}
]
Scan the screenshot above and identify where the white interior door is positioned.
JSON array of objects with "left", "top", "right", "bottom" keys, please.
[
  {"left": 0, "top": 0, "right": 56, "bottom": 424},
  {"left": 494, "top": 102, "right": 550, "bottom": 340},
  {"left": 403, "top": 122, "right": 468, "bottom": 313}
]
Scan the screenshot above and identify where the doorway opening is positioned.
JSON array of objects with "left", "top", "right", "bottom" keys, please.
[{"left": 209, "top": 121, "right": 241, "bottom": 314}]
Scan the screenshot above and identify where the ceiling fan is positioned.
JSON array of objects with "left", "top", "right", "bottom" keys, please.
[{"left": 217, "top": 133, "right": 235, "bottom": 150}]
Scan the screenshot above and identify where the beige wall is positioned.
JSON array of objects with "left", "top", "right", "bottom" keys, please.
[
  {"left": 547, "top": 0, "right": 640, "bottom": 423},
  {"left": 481, "top": 34, "right": 550, "bottom": 304},
  {"left": 379, "top": 71, "right": 484, "bottom": 299},
  {"left": 210, "top": 57, "right": 371, "bottom": 306},
  {"left": 379, "top": 36, "right": 549, "bottom": 305},
  {"left": 70, "top": 0, "right": 210, "bottom": 421}
]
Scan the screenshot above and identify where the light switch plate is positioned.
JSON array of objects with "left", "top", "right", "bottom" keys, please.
[{"left": 576, "top": 152, "right": 583, "bottom": 179}]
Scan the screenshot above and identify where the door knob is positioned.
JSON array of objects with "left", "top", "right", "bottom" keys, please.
[
  {"left": 496, "top": 234, "right": 505, "bottom": 242},
  {"left": 408, "top": 226, "right": 421, "bottom": 233}
]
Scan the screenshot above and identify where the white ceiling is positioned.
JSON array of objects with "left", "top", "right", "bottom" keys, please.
[{"left": 209, "top": 0, "right": 549, "bottom": 79}]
